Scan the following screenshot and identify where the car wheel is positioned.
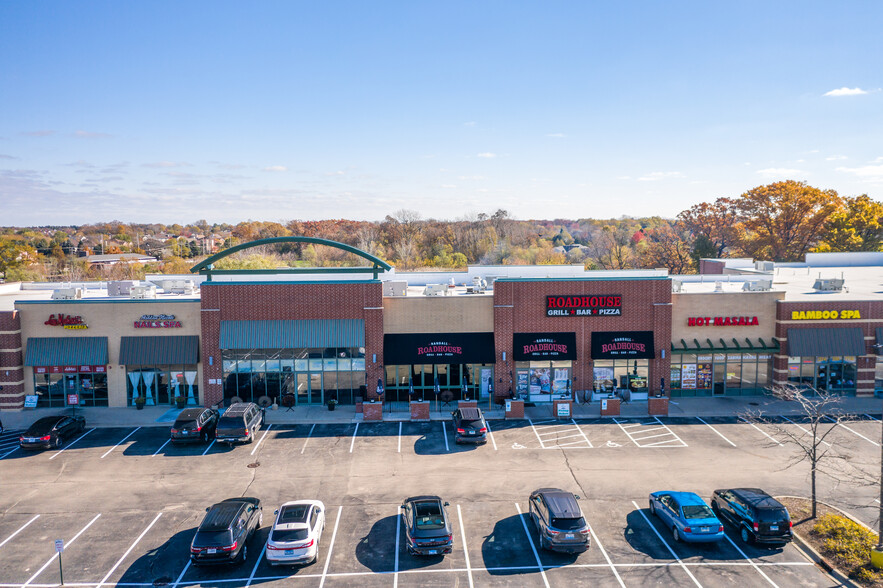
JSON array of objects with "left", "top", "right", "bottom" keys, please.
[
  {"left": 54, "top": 437, "right": 62, "bottom": 449},
  {"left": 649, "top": 500, "right": 656, "bottom": 516},
  {"left": 258, "top": 512, "right": 263, "bottom": 527},
  {"left": 741, "top": 527, "right": 753, "bottom": 544},
  {"left": 672, "top": 526, "right": 680, "bottom": 543},
  {"left": 239, "top": 544, "right": 248, "bottom": 564},
  {"left": 248, "top": 432, "right": 254, "bottom": 444},
  {"left": 200, "top": 430, "right": 207, "bottom": 443}
]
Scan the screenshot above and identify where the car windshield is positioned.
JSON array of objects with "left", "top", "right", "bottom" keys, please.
[
  {"left": 758, "top": 508, "right": 788, "bottom": 522},
  {"left": 682, "top": 505, "right": 715, "bottom": 520},
  {"left": 413, "top": 502, "right": 445, "bottom": 530},
  {"left": 218, "top": 416, "right": 243, "bottom": 427},
  {"left": 271, "top": 528, "right": 310, "bottom": 542},
  {"left": 551, "top": 517, "right": 586, "bottom": 531}
]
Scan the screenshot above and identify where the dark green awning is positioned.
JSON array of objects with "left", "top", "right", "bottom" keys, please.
[
  {"left": 119, "top": 336, "right": 200, "bottom": 365},
  {"left": 220, "top": 319, "right": 365, "bottom": 350},
  {"left": 671, "top": 337, "right": 779, "bottom": 353},
  {"left": 24, "top": 337, "right": 108, "bottom": 366},
  {"left": 787, "top": 327, "right": 865, "bottom": 357}
]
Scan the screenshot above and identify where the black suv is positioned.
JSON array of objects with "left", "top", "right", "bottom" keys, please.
[
  {"left": 711, "top": 488, "right": 792, "bottom": 545},
  {"left": 215, "top": 402, "right": 264, "bottom": 444},
  {"left": 528, "top": 488, "right": 590, "bottom": 553},
  {"left": 401, "top": 496, "right": 453, "bottom": 556},
  {"left": 452, "top": 407, "right": 488, "bottom": 445},
  {"left": 171, "top": 408, "right": 219, "bottom": 444},
  {"left": 190, "top": 497, "right": 263, "bottom": 565}
]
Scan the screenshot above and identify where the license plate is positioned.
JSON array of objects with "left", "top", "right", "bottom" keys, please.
[
  {"left": 183, "top": 430, "right": 189, "bottom": 435},
  {"left": 770, "top": 525, "right": 778, "bottom": 531},
  {"left": 468, "top": 431, "right": 475, "bottom": 435},
  {"left": 206, "top": 548, "right": 216, "bottom": 554},
  {"left": 26, "top": 438, "right": 36, "bottom": 442},
  {"left": 285, "top": 549, "right": 294, "bottom": 555},
  {"left": 701, "top": 527, "right": 709, "bottom": 532},
  {"left": 428, "top": 549, "right": 437, "bottom": 554},
  {"left": 565, "top": 533, "right": 575, "bottom": 539}
]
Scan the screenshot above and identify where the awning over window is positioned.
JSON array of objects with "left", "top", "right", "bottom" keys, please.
[
  {"left": 877, "top": 328, "right": 883, "bottom": 355},
  {"left": 671, "top": 337, "right": 780, "bottom": 352},
  {"left": 119, "top": 336, "right": 199, "bottom": 365},
  {"left": 786, "top": 327, "right": 865, "bottom": 357},
  {"left": 513, "top": 332, "right": 577, "bottom": 361},
  {"left": 384, "top": 332, "right": 495, "bottom": 365},
  {"left": 591, "top": 331, "right": 655, "bottom": 360},
  {"left": 220, "top": 319, "right": 365, "bottom": 350},
  {"left": 24, "top": 337, "right": 108, "bottom": 366}
]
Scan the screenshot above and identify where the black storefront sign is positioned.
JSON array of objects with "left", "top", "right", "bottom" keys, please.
[
  {"left": 383, "top": 333, "right": 495, "bottom": 365},
  {"left": 513, "top": 332, "right": 577, "bottom": 361},
  {"left": 546, "top": 294, "right": 622, "bottom": 317},
  {"left": 591, "top": 331, "right": 655, "bottom": 359}
]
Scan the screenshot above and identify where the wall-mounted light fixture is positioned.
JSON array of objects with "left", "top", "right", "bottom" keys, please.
[
  {"left": 209, "top": 356, "right": 214, "bottom": 366},
  {"left": 502, "top": 351, "right": 507, "bottom": 362},
  {"left": 372, "top": 353, "right": 377, "bottom": 364},
  {"left": 661, "top": 349, "right": 666, "bottom": 359}
]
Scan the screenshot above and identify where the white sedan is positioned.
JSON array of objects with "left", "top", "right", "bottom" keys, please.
[{"left": 265, "top": 500, "right": 326, "bottom": 566}]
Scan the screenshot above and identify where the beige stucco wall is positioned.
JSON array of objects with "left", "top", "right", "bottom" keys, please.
[
  {"left": 383, "top": 295, "right": 494, "bottom": 334},
  {"left": 15, "top": 300, "right": 201, "bottom": 407},
  {"left": 671, "top": 291, "right": 783, "bottom": 346}
]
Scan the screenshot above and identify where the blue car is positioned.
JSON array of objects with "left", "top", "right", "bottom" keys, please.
[{"left": 648, "top": 491, "right": 724, "bottom": 544}]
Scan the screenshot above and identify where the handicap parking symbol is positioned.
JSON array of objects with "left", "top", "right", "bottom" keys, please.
[
  {"left": 605, "top": 440, "right": 621, "bottom": 448},
  {"left": 512, "top": 442, "right": 526, "bottom": 450}
]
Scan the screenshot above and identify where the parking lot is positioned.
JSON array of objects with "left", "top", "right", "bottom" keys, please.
[{"left": 1, "top": 413, "right": 881, "bottom": 587}]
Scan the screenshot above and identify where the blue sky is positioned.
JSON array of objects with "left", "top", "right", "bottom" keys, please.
[{"left": 1, "top": 1, "right": 880, "bottom": 226}]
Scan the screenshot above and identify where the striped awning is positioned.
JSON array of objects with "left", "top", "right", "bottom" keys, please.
[
  {"left": 787, "top": 327, "right": 866, "bottom": 357},
  {"left": 119, "top": 336, "right": 200, "bottom": 365},
  {"left": 24, "top": 337, "right": 108, "bottom": 366},
  {"left": 220, "top": 319, "right": 365, "bottom": 350}
]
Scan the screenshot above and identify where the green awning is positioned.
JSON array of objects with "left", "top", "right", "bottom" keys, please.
[
  {"left": 787, "top": 327, "right": 866, "bottom": 357},
  {"left": 119, "top": 336, "right": 200, "bottom": 365},
  {"left": 220, "top": 319, "right": 365, "bottom": 350},
  {"left": 671, "top": 337, "right": 779, "bottom": 353},
  {"left": 24, "top": 337, "right": 108, "bottom": 366}
]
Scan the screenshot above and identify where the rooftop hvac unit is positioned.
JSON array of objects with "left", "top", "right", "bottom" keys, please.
[
  {"left": 422, "top": 284, "right": 450, "bottom": 296},
  {"left": 383, "top": 281, "right": 408, "bottom": 296},
  {"left": 813, "top": 278, "right": 845, "bottom": 292},
  {"left": 465, "top": 276, "right": 488, "bottom": 294},
  {"left": 755, "top": 261, "right": 774, "bottom": 271},
  {"left": 742, "top": 279, "right": 773, "bottom": 291},
  {"left": 107, "top": 280, "right": 140, "bottom": 297},
  {"left": 130, "top": 284, "right": 157, "bottom": 299},
  {"left": 168, "top": 280, "right": 196, "bottom": 294},
  {"left": 671, "top": 280, "right": 683, "bottom": 293},
  {"left": 714, "top": 281, "right": 724, "bottom": 292},
  {"left": 51, "top": 288, "right": 83, "bottom": 300}
]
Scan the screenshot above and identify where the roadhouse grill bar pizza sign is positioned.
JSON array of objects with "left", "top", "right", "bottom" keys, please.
[{"left": 546, "top": 295, "right": 622, "bottom": 317}]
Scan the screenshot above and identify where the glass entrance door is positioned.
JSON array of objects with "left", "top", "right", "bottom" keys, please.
[
  {"left": 309, "top": 373, "right": 323, "bottom": 405},
  {"left": 713, "top": 363, "right": 726, "bottom": 396},
  {"left": 296, "top": 373, "right": 309, "bottom": 405}
]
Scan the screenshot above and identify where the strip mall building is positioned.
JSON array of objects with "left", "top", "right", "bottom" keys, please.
[{"left": 2, "top": 239, "right": 883, "bottom": 411}]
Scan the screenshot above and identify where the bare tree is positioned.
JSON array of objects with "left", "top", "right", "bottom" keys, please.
[{"left": 741, "top": 384, "right": 847, "bottom": 518}]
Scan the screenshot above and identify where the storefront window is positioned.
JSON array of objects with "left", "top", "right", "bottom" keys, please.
[
  {"left": 127, "top": 365, "right": 199, "bottom": 406},
  {"left": 788, "top": 356, "right": 856, "bottom": 394},
  {"left": 384, "top": 363, "right": 494, "bottom": 402},
  {"left": 876, "top": 359, "right": 883, "bottom": 392}
]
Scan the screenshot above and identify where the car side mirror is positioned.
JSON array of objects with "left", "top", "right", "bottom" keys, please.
[
  {"left": 444, "top": 502, "right": 450, "bottom": 507},
  {"left": 574, "top": 495, "right": 581, "bottom": 500},
  {"left": 205, "top": 507, "right": 210, "bottom": 512},
  {"left": 274, "top": 509, "right": 278, "bottom": 515},
  {"left": 399, "top": 505, "right": 405, "bottom": 510}
]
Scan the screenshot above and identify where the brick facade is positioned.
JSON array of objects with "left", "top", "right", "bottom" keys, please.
[
  {"left": 200, "top": 281, "right": 384, "bottom": 407},
  {"left": 0, "top": 310, "right": 24, "bottom": 410}
]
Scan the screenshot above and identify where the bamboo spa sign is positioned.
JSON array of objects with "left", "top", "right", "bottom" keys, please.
[
  {"left": 134, "top": 314, "right": 182, "bottom": 328},
  {"left": 546, "top": 295, "right": 622, "bottom": 317}
]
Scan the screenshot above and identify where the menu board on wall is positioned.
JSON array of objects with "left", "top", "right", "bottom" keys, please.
[
  {"left": 680, "top": 364, "right": 697, "bottom": 389},
  {"left": 516, "top": 371, "right": 529, "bottom": 394},
  {"left": 697, "top": 364, "right": 713, "bottom": 389}
]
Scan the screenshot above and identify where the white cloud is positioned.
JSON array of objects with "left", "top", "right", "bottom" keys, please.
[
  {"left": 836, "top": 164, "right": 883, "bottom": 179},
  {"left": 826, "top": 155, "right": 848, "bottom": 161},
  {"left": 756, "top": 168, "right": 802, "bottom": 176},
  {"left": 143, "top": 161, "right": 191, "bottom": 168},
  {"left": 546, "top": 133, "right": 566, "bottom": 138},
  {"left": 262, "top": 165, "right": 287, "bottom": 172},
  {"left": 73, "top": 130, "right": 112, "bottom": 138},
  {"left": 477, "top": 152, "right": 497, "bottom": 158},
  {"left": 457, "top": 175, "right": 485, "bottom": 180},
  {"left": 441, "top": 184, "right": 457, "bottom": 189},
  {"left": 636, "top": 171, "right": 684, "bottom": 182},
  {"left": 824, "top": 87, "right": 868, "bottom": 97}
]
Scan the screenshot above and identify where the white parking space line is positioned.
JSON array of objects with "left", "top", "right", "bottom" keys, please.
[
  {"left": 96, "top": 512, "right": 162, "bottom": 588},
  {"left": 398, "top": 422, "right": 402, "bottom": 453},
  {"left": 824, "top": 416, "right": 880, "bottom": 446},
  {"left": 49, "top": 427, "right": 95, "bottom": 460},
  {"left": 738, "top": 417, "right": 783, "bottom": 446},
  {"left": 457, "top": 505, "right": 474, "bottom": 588},
  {"left": 244, "top": 539, "right": 269, "bottom": 587},
  {"left": 318, "top": 506, "right": 342, "bottom": 588},
  {"left": 151, "top": 438, "right": 172, "bottom": 456},
  {"left": 631, "top": 500, "right": 702, "bottom": 587},
  {"left": 614, "top": 418, "right": 687, "bottom": 448},
  {"left": 301, "top": 423, "right": 315, "bottom": 454},
  {"left": 23, "top": 513, "right": 101, "bottom": 587},
  {"left": 722, "top": 533, "right": 779, "bottom": 587},
  {"left": 100, "top": 426, "right": 141, "bottom": 459},
  {"left": 394, "top": 504, "right": 401, "bottom": 588},
  {"left": 527, "top": 419, "right": 547, "bottom": 449},
  {"left": 171, "top": 560, "right": 191, "bottom": 588},
  {"left": 864, "top": 414, "right": 880, "bottom": 422},
  {"left": 485, "top": 421, "right": 498, "bottom": 450},
  {"left": 201, "top": 439, "right": 216, "bottom": 456},
  {"left": 250, "top": 424, "right": 273, "bottom": 455},
  {"left": 0, "top": 446, "right": 17, "bottom": 460},
  {"left": 782, "top": 416, "right": 832, "bottom": 447},
  {"left": 514, "top": 503, "right": 550, "bottom": 588},
  {"left": 0, "top": 515, "right": 39, "bottom": 550},
  {"left": 589, "top": 525, "right": 626, "bottom": 587},
  {"left": 442, "top": 422, "right": 450, "bottom": 452},
  {"left": 695, "top": 417, "right": 737, "bottom": 447},
  {"left": 349, "top": 422, "right": 359, "bottom": 453}
]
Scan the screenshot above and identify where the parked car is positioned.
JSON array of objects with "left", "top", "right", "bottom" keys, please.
[
  {"left": 190, "top": 497, "right": 262, "bottom": 565},
  {"left": 711, "top": 488, "right": 793, "bottom": 545},
  {"left": 265, "top": 500, "right": 326, "bottom": 566},
  {"left": 451, "top": 407, "right": 488, "bottom": 445},
  {"left": 170, "top": 408, "right": 219, "bottom": 444},
  {"left": 19, "top": 415, "right": 86, "bottom": 450},
  {"left": 215, "top": 402, "right": 264, "bottom": 444},
  {"left": 649, "top": 491, "right": 724, "bottom": 543},
  {"left": 400, "top": 496, "right": 453, "bottom": 556},
  {"left": 528, "top": 488, "right": 591, "bottom": 553}
]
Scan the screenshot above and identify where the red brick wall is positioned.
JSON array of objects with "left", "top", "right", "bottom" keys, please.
[
  {"left": 200, "top": 281, "right": 384, "bottom": 407},
  {"left": 775, "top": 300, "right": 883, "bottom": 396},
  {"left": 0, "top": 311, "right": 24, "bottom": 410},
  {"left": 493, "top": 278, "right": 672, "bottom": 397},
  {"left": 699, "top": 259, "right": 726, "bottom": 275}
]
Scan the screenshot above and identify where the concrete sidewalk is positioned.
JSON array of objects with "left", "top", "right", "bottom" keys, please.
[{"left": 1, "top": 395, "right": 881, "bottom": 430}]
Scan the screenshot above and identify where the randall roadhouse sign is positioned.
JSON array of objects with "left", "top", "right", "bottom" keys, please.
[
  {"left": 546, "top": 295, "right": 622, "bottom": 317},
  {"left": 134, "top": 314, "right": 183, "bottom": 328}
]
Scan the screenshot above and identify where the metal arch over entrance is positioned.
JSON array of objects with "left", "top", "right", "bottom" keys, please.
[{"left": 189, "top": 236, "right": 392, "bottom": 280}]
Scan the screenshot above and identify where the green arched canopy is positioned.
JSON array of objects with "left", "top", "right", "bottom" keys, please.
[{"left": 190, "top": 236, "right": 392, "bottom": 280}]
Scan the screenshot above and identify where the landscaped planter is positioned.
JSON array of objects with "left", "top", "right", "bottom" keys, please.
[
  {"left": 648, "top": 396, "right": 668, "bottom": 416},
  {"left": 600, "top": 397, "right": 620, "bottom": 417},
  {"left": 410, "top": 401, "right": 430, "bottom": 421},
  {"left": 363, "top": 402, "right": 383, "bottom": 421}
]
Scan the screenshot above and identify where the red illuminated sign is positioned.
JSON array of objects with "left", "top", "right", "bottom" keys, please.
[
  {"left": 688, "top": 316, "right": 759, "bottom": 326},
  {"left": 44, "top": 314, "right": 88, "bottom": 329},
  {"left": 546, "top": 295, "right": 622, "bottom": 317}
]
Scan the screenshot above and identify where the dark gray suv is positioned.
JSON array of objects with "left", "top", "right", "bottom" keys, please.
[
  {"left": 401, "top": 496, "right": 453, "bottom": 556},
  {"left": 215, "top": 402, "right": 263, "bottom": 444},
  {"left": 190, "top": 497, "right": 262, "bottom": 565},
  {"left": 711, "top": 488, "right": 792, "bottom": 545},
  {"left": 528, "top": 488, "right": 590, "bottom": 553}
]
